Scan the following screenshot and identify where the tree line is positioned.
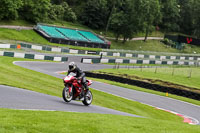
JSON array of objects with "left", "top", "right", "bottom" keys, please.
[{"left": 0, "top": 0, "right": 200, "bottom": 42}]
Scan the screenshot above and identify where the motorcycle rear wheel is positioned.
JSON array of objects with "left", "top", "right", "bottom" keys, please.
[
  {"left": 82, "top": 90, "right": 93, "bottom": 106},
  {"left": 62, "top": 87, "right": 73, "bottom": 102}
]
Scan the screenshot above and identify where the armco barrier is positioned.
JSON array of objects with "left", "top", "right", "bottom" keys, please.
[
  {"left": 1, "top": 43, "right": 200, "bottom": 62},
  {"left": 0, "top": 51, "right": 68, "bottom": 62},
  {"left": 81, "top": 58, "right": 200, "bottom": 66},
  {"left": 85, "top": 71, "right": 200, "bottom": 100}
]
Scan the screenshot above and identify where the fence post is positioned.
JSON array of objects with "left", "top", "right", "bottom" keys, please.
[
  {"left": 172, "top": 66, "right": 175, "bottom": 76},
  {"left": 117, "top": 63, "right": 120, "bottom": 69},
  {"left": 188, "top": 68, "right": 192, "bottom": 78},
  {"left": 155, "top": 66, "right": 157, "bottom": 74},
  {"left": 113, "top": 63, "right": 116, "bottom": 69}
]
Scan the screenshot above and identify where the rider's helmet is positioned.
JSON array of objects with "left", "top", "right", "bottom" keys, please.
[{"left": 68, "top": 62, "right": 76, "bottom": 71}]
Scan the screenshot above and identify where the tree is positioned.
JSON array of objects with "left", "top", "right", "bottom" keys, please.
[
  {"left": 160, "top": 0, "right": 180, "bottom": 32},
  {"left": 110, "top": 0, "right": 141, "bottom": 43},
  {"left": 48, "top": 4, "right": 64, "bottom": 20},
  {"left": 62, "top": 2, "right": 77, "bottom": 22},
  {"left": 48, "top": 2, "right": 76, "bottom": 22},
  {"left": 50, "top": 0, "right": 64, "bottom": 5},
  {"left": 136, "top": 0, "right": 162, "bottom": 41},
  {"left": 0, "top": 0, "right": 23, "bottom": 20},
  {"left": 20, "top": 0, "right": 51, "bottom": 23},
  {"left": 193, "top": 0, "right": 200, "bottom": 37},
  {"left": 104, "top": 0, "right": 123, "bottom": 35},
  {"left": 81, "top": 0, "right": 108, "bottom": 29},
  {"left": 178, "top": 0, "right": 194, "bottom": 35}
]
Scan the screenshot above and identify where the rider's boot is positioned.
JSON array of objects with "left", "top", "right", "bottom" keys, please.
[
  {"left": 79, "top": 90, "right": 84, "bottom": 100},
  {"left": 83, "top": 83, "right": 89, "bottom": 94},
  {"left": 79, "top": 83, "right": 88, "bottom": 100}
]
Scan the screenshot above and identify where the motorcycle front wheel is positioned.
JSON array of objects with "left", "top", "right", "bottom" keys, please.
[
  {"left": 62, "top": 86, "right": 73, "bottom": 102},
  {"left": 82, "top": 90, "right": 93, "bottom": 106}
]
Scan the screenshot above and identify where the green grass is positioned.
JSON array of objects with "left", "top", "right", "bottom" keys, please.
[
  {"left": 0, "top": 28, "right": 51, "bottom": 45},
  {"left": 0, "top": 28, "right": 101, "bottom": 51},
  {"left": 0, "top": 48, "right": 26, "bottom": 52},
  {"left": 0, "top": 20, "right": 34, "bottom": 26},
  {"left": 94, "top": 67, "right": 200, "bottom": 90},
  {"left": 136, "top": 31, "right": 164, "bottom": 37},
  {"left": 49, "top": 20, "right": 92, "bottom": 30},
  {"left": 111, "top": 40, "right": 200, "bottom": 54},
  {"left": 0, "top": 56, "right": 200, "bottom": 132},
  {"left": 0, "top": 56, "right": 182, "bottom": 120},
  {"left": 1, "top": 108, "right": 200, "bottom": 133}
]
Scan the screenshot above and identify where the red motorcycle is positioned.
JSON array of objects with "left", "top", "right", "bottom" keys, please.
[{"left": 62, "top": 73, "right": 93, "bottom": 106}]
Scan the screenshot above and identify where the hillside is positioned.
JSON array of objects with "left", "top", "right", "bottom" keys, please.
[{"left": 0, "top": 20, "right": 200, "bottom": 54}]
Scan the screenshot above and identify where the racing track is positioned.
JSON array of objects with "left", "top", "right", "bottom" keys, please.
[
  {"left": 0, "top": 85, "right": 138, "bottom": 117},
  {"left": 0, "top": 55, "right": 200, "bottom": 124}
]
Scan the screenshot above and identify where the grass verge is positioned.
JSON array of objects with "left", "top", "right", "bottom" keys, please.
[
  {"left": 89, "top": 78, "right": 200, "bottom": 106},
  {"left": 0, "top": 56, "right": 200, "bottom": 132},
  {"left": 1, "top": 108, "right": 200, "bottom": 133},
  {"left": 93, "top": 67, "right": 200, "bottom": 90}
]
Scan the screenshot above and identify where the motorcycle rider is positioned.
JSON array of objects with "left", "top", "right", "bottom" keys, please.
[{"left": 67, "top": 62, "right": 89, "bottom": 99}]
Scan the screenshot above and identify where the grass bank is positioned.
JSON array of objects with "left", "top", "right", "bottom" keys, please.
[
  {"left": 0, "top": 25, "right": 200, "bottom": 54},
  {"left": 0, "top": 28, "right": 101, "bottom": 51},
  {"left": 0, "top": 20, "right": 164, "bottom": 38},
  {"left": 111, "top": 40, "right": 200, "bottom": 54}
]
